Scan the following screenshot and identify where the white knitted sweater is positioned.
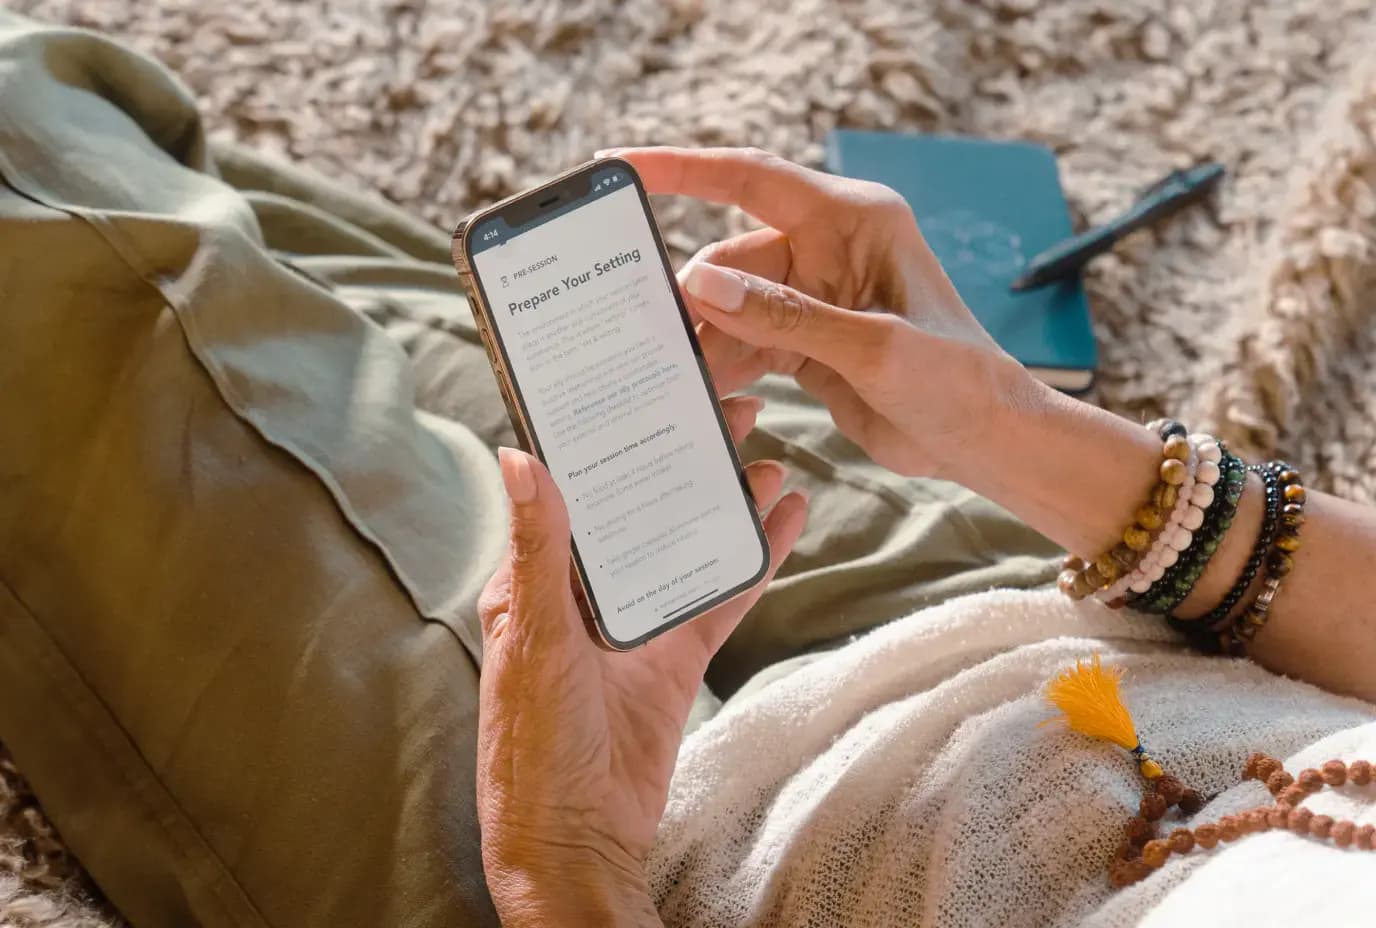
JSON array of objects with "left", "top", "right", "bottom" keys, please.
[{"left": 649, "top": 589, "right": 1376, "bottom": 926}]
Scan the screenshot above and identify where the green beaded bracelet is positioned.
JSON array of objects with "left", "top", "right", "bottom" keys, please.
[
  {"left": 1131, "top": 450, "right": 1247, "bottom": 614},
  {"left": 1135, "top": 451, "right": 1246, "bottom": 613}
]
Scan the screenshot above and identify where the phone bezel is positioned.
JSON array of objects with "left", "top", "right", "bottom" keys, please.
[{"left": 455, "top": 158, "right": 770, "bottom": 651}]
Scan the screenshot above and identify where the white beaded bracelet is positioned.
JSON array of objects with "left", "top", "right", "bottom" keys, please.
[
  {"left": 1097, "top": 432, "right": 1222, "bottom": 601},
  {"left": 1096, "top": 443, "right": 1196, "bottom": 601},
  {"left": 1126, "top": 434, "right": 1223, "bottom": 595}
]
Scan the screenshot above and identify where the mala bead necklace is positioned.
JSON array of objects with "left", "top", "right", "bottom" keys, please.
[{"left": 1044, "top": 655, "right": 1375, "bottom": 889}]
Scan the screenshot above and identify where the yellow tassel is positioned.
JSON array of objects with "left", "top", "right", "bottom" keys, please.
[{"left": 1042, "top": 654, "right": 1162, "bottom": 779}]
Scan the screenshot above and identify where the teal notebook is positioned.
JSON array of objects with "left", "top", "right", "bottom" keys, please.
[{"left": 824, "top": 130, "right": 1097, "bottom": 393}]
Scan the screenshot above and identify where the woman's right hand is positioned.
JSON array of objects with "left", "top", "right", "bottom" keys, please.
[
  {"left": 611, "top": 148, "right": 1376, "bottom": 707},
  {"left": 604, "top": 146, "right": 1037, "bottom": 480}
]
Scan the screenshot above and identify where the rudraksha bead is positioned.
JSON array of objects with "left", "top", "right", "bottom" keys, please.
[
  {"left": 1175, "top": 789, "right": 1201, "bottom": 816},
  {"left": 1322, "top": 760, "right": 1347, "bottom": 786},
  {"left": 1332, "top": 820, "right": 1356, "bottom": 848},
  {"left": 1297, "top": 768, "right": 1324, "bottom": 792},
  {"left": 1277, "top": 785, "right": 1307, "bottom": 808},
  {"left": 1309, "top": 814, "right": 1334, "bottom": 839},
  {"left": 1288, "top": 808, "right": 1314, "bottom": 834},
  {"left": 1167, "top": 828, "right": 1194, "bottom": 854},
  {"left": 1108, "top": 858, "right": 1137, "bottom": 888},
  {"left": 1109, "top": 857, "right": 1152, "bottom": 888},
  {"left": 1139, "top": 794, "right": 1168, "bottom": 822},
  {"left": 1154, "top": 775, "right": 1185, "bottom": 806},
  {"left": 1124, "top": 816, "right": 1155, "bottom": 847},
  {"left": 1350, "top": 760, "right": 1372, "bottom": 786},
  {"left": 1141, "top": 839, "right": 1170, "bottom": 868},
  {"left": 1267, "top": 770, "right": 1295, "bottom": 794},
  {"left": 1194, "top": 823, "right": 1220, "bottom": 848}
]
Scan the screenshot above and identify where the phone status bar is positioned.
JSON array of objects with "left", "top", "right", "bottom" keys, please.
[{"left": 470, "top": 165, "right": 632, "bottom": 253}]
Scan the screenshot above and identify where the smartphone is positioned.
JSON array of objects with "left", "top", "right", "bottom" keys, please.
[{"left": 452, "top": 159, "right": 769, "bottom": 650}]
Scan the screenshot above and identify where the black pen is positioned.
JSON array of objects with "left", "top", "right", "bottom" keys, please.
[{"left": 1010, "top": 162, "right": 1225, "bottom": 292}]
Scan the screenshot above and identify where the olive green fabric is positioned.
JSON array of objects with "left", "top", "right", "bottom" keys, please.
[
  {"left": 0, "top": 12, "right": 1059, "bottom": 928},
  {"left": 0, "top": 14, "right": 505, "bottom": 927},
  {"left": 715, "top": 384, "right": 1064, "bottom": 697}
]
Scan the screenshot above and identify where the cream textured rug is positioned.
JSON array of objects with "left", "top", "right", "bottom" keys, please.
[{"left": 6, "top": 0, "right": 1376, "bottom": 923}]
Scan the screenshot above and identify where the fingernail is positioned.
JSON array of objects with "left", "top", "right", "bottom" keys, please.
[
  {"left": 742, "top": 395, "right": 765, "bottom": 413},
  {"left": 594, "top": 148, "right": 617, "bottom": 158},
  {"left": 498, "top": 447, "right": 537, "bottom": 504},
  {"left": 685, "top": 262, "right": 746, "bottom": 312}
]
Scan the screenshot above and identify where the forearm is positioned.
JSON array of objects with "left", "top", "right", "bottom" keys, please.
[
  {"left": 958, "top": 372, "right": 1376, "bottom": 701},
  {"left": 1245, "top": 490, "right": 1376, "bottom": 699}
]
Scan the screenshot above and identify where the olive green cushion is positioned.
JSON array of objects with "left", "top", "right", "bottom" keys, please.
[{"left": 0, "top": 14, "right": 505, "bottom": 926}]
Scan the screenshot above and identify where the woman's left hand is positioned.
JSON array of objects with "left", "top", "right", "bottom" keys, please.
[{"left": 476, "top": 396, "right": 807, "bottom": 926}]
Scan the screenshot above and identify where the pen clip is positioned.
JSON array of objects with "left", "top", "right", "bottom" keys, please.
[
  {"left": 1136, "top": 168, "right": 1189, "bottom": 201},
  {"left": 1135, "top": 162, "right": 1224, "bottom": 203}
]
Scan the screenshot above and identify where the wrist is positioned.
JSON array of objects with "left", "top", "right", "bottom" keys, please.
[
  {"left": 936, "top": 351, "right": 1046, "bottom": 484},
  {"left": 939, "top": 366, "right": 1167, "bottom": 559},
  {"left": 484, "top": 834, "right": 661, "bottom": 928}
]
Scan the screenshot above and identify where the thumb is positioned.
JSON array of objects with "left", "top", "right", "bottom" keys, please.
[
  {"left": 496, "top": 447, "right": 576, "bottom": 632},
  {"left": 682, "top": 261, "right": 893, "bottom": 380}
]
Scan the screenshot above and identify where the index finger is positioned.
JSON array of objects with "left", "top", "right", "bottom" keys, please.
[{"left": 607, "top": 147, "right": 830, "bottom": 234}]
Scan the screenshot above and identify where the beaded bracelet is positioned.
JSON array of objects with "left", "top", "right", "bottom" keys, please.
[
  {"left": 1099, "top": 436, "right": 1214, "bottom": 604},
  {"left": 1131, "top": 450, "right": 1246, "bottom": 614},
  {"left": 1118, "top": 434, "right": 1222, "bottom": 598},
  {"left": 1219, "top": 465, "right": 1306, "bottom": 655},
  {"left": 1165, "top": 461, "right": 1277, "bottom": 649},
  {"left": 1193, "top": 463, "right": 1285, "bottom": 626},
  {"left": 1092, "top": 439, "right": 1196, "bottom": 603},
  {"left": 1057, "top": 421, "right": 1198, "bottom": 601},
  {"left": 1133, "top": 450, "right": 1245, "bottom": 614}
]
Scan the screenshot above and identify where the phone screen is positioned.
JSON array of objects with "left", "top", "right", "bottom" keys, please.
[{"left": 465, "top": 161, "right": 768, "bottom": 648}]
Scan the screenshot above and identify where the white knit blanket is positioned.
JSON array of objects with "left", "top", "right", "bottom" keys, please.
[{"left": 649, "top": 589, "right": 1376, "bottom": 926}]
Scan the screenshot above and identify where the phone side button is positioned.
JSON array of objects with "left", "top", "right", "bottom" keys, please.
[
  {"left": 496, "top": 369, "right": 515, "bottom": 402},
  {"left": 477, "top": 322, "right": 505, "bottom": 371}
]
